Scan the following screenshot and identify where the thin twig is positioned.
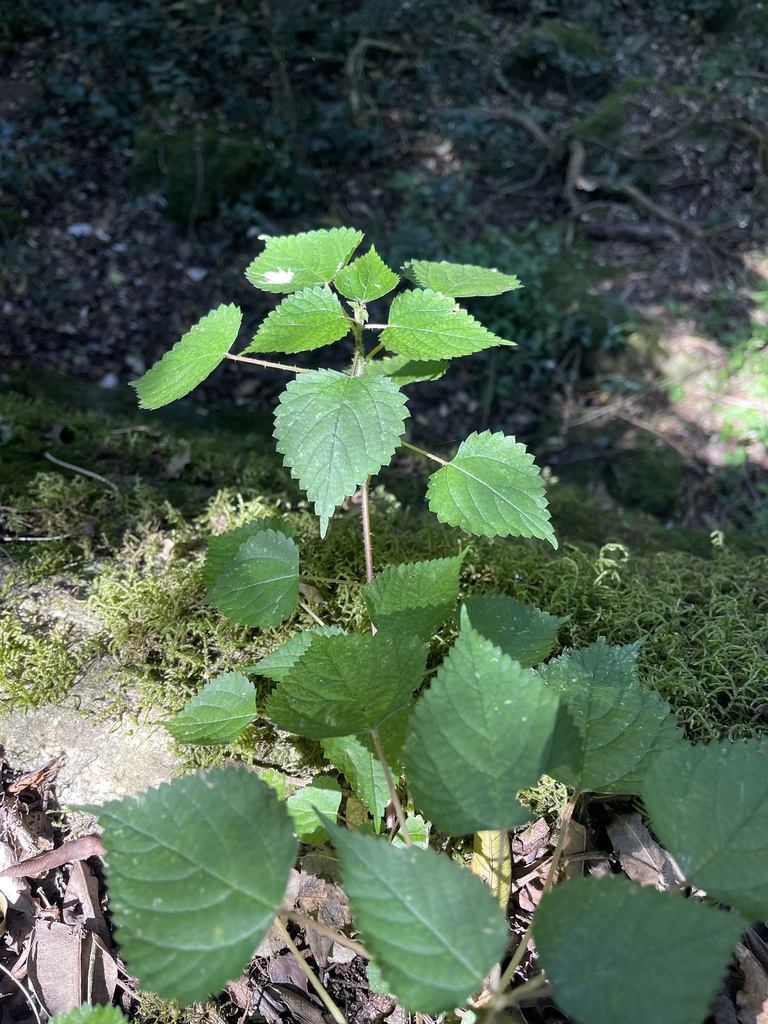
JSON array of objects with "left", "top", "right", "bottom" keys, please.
[
  {"left": 281, "top": 909, "right": 371, "bottom": 960},
  {"left": 298, "top": 599, "right": 326, "bottom": 627},
  {"left": 272, "top": 917, "right": 348, "bottom": 1024},
  {"left": 1, "top": 534, "right": 70, "bottom": 543},
  {"left": 42, "top": 450, "right": 119, "bottom": 493},
  {"left": 226, "top": 352, "right": 308, "bottom": 373},
  {"left": 0, "top": 963, "right": 42, "bottom": 1024}
]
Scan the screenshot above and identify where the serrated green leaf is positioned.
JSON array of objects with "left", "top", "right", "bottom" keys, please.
[
  {"left": 381, "top": 289, "right": 512, "bottom": 360},
  {"left": 205, "top": 529, "right": 299, "bottom": 628},
  {"left": 50, "top": 1008, "right": 127, "bottom": 1024},
  {"left": 536, "top": 876, "right": 745, "bottom": 1024},
  {"left": 391, "top": 814, "right": 429, "bottom": 848},
  {"left": 642, "top": 738, "right": 768, "bottom": 921},
  {"left": 333, "top": 247, "right": 400, "bottom": 302},
  {"left": 245, "top": 227, "right": 364, "bottom": 293},
  {"left": 161, "top": 673, "right": 255, "bottom": 745},
  {"left": 362, "top": 554, "right": 464, "bottom": 642},
  {"left": 201, "top": 517, "right": 297, "bottom": 589},
  {"left": 328, "top": 823, "right": 508, "bottom": 1013},
  {"left": 427, "top": 431, "right": 556, "bottom": 545},
  {"left": 274, "top": 369, "right": 408, "bottom": 537},
  {"left": 539, "top": 638, "right": 684, "bottom": 793},
  {"left": 244, "top": 287, "right": 350, "bottom": 355},
  {"left": 462, "top": 594, "right": 568, "bottom": 667},
  {"left": 322, "top": 707, "right": 411, "bottom": 826},
  {"left": 131, "top": 304, "right": 241, "bottom": 410},
  {"left": 402, "top": 260, "right": 521, "bottom": 297},
  {"left": 363, "top": 355, "right": 450, "bottom": 385},
  {"left": 253, "top": 626, "right": 345, "bottom": 682},
  {"left": 90, "top": 769, "right": 298, "bottom": 1005},
  {"left": 266, "top": 631, "right": 426, "bottom": 739},
  {"left": 287, "top": 775, "right": 342, "bottom": 843},
  {"left": 403, "top": 610, "right": 560, "bottom": 833}
]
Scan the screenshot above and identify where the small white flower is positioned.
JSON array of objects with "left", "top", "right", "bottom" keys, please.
[{"left": 263, "top": 268, "right": 295, "bottom": 284}]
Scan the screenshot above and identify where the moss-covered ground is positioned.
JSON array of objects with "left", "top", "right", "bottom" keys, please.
[{"left": 2, "top": 378, "right": 766, "bottom": 750}]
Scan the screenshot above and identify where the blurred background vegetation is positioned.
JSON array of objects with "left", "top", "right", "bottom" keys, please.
[{"left": 1, "top": 0, "right": 767, "bottom": 534}]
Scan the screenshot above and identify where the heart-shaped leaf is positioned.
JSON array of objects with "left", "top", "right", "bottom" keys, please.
[
  {"left": 90, "top": 769, "right": 298, "bottom": 1005},
  {"left": 286, "top": 776, "right": 342, "bottom": 843},
  {"left": 539, "top": 638, "right": 684, "bottom": 793},
  {"left": 427, "top": 431, "right": 556, "bottom": 545},
  {"left": 329, "top": 823, "right": 508, "bottom": 1014},
  {"left": 274, "top": 369, "right": 408, "bottom": 537},
  {"left": 201, "top": 517, "right": 296, "bottom": 589},
  {"left": 333, "top": 247, "right": 400, "bottom": 302},
  {"left": 362, "top": 553, "right": 465, "bottom": 642},
  {"left": 266, "top": 631, "right": 426, "bottom": 738},
  {"left": 403, "top": 610, "right": 560, "bottom": 833},
  {"left": 205, "top": 529, "right": 299, "bottom": 628}
]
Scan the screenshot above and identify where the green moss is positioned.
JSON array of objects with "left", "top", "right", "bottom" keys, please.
[{"left": 0, "top": 609, "right": 96, "bottom": 707}]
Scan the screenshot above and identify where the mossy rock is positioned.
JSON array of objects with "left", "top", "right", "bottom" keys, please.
[
  {"left": 130, "top": 123, "right": 269, "bottom": 225},
  {"left": 505, "top": 20, "right": 610, "bottom": 95}
]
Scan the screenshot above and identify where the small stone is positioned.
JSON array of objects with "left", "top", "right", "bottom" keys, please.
[
  {"left": 66, "top": 223, "right": 93, "bottom": 237},
  {"left": 185, "top": 266, "right": 208, "bottom": 282},
  {"left": 98, "top": 372, "right": 119, "bottom": 389}
]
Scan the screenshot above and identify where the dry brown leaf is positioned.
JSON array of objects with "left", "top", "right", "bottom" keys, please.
[
  {"left": 27, "top": 919, "right": 117, "bottom": 1014},
  {"left": 607, "top": 811, "right": 684, "bottom": 890},
  {"left": 0, "top": 834, "right": 105, "bottom": 878},
  {"left": 561, "top": 819, "right": 587, "bottom": 880},
  {"left": 63, "top": 859, "right": 111, "bottom": 948},
  {"left": 736, "top": 942, "right": 768, "bottom": 1024}
]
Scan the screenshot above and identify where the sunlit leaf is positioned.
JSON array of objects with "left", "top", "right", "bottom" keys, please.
[
  {"left": 161, "top": 673, "right": 255, "bottom": 745},
  {"left": 539, "top": 639, "right": 684, "bottom": 793},
  {"left": 131, "top": 304, "right": 241, "bottom": 409},
  {"left": 402, "top": 260, "right": 521, "bottom": 297},
  {"left": 362, "top": 553, "right": 465, "bottom": 642},
  {"left": 329, "top": 823, "right": 508, "bottom": 1013},
  {"left": 201, "top": 517, "right": 296, "bottom": 589},
  {"left": 333, "top": 247, "right": 400, "bottom": 302},
  {"left": 427, "top": 430, "right": 556, "bottom": 545},
  {"left": 251, "top": 626, "right": 345, "bottom": 682},
  {"left": 244, "top": 287, "right": 350, "bottom": 354},
  {"left": 205, "top": 529, "right": 299, "bottom": 628},
  {"left": 266, "top": 631, "right": 426, "bottom": 738},
  {"left": 381, "top": 289, "right": 512, "bottom": 360},
  {"left": 403, "top": 610, "right": 559, "bottom": 833},
  {"left": 287, "top": 776, "right": 342, "bottom": 843},
  {"left": 245, "top": 227, "right": 364, "bottom": 293},
  {"left": 274, "top": 369, "right": 408, "bottom": 537}
]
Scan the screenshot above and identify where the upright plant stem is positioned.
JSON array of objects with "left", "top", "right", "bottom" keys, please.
[
  {"left": 371, "top": 727, "right": 412, "bottom": 846},
  {"left": 361, "top": 475, "right": 375, "bottom": 586},
  {"left": 495, "top": 789, "right": 581, "bottom": 997}
]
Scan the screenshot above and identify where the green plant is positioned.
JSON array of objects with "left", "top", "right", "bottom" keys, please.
[{"left": 91, "top": 229, "right": 765, "bottom": 1022}]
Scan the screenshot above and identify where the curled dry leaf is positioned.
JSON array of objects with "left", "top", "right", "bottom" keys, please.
[{"left": 0, "top": 834, "right": 105, "bottom": 879}]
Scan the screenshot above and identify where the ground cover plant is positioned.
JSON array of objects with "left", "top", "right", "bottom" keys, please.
[{"left": 72, "top": 229, "right": 768, "bottom": 1023}]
